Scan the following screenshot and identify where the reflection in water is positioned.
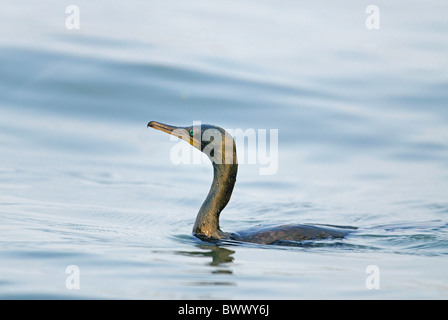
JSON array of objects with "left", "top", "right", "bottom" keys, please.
[
  {"left": 176, "top": 244, "right": 235, "bottom": 268},
  {"left": 175, "top": 244, "right": 236, "bottom": 286}
]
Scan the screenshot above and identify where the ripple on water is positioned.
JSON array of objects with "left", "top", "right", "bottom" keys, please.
[{"left": 1, "top": 0, "right": 448, "bottom": 299}]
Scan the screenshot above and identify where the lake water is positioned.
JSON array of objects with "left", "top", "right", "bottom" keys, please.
[{"left": 1, "top": 0, "right": 447, "bottom": 299}]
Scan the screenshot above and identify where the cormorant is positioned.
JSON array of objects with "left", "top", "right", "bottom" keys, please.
[{"left": 148, "top": 121, "right": 355, "bottom": 245}]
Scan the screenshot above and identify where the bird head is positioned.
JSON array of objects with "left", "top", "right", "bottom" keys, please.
[{"left": 147, "top": 121, "right": 237, "bottom": 165}]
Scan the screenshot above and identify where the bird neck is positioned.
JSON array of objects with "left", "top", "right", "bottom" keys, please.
[{"left": 193, "top": 162, "right": 237, "bottom": 239}]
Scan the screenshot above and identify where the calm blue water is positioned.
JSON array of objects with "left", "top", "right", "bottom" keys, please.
[{"left": 1, "top": 0, "right": 448, "bottom": 299}]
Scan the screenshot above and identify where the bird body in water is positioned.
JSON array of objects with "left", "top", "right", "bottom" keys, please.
[{"left": 148, "top": 121, "right": 356, "bottom": 245}]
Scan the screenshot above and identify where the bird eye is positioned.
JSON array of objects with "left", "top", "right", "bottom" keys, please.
[{"left": 189, "top": 129, "right": 194, "bottom": 137}]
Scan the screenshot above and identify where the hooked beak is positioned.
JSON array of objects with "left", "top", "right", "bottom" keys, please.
[
  {"left": 147, "top": 121, "right": 178, "bottom": 135},
  {"left": 147, "top": 121, "right": 200, "bottom": 148}
]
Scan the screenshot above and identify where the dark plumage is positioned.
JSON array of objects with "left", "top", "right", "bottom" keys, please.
[{"left": 148, "top": 121, "right": 356, "bottom": 245}]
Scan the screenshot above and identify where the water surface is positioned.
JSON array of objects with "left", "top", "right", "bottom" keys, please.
[{"left": 1, "top": 0, "right": 448, "bottom": 299}]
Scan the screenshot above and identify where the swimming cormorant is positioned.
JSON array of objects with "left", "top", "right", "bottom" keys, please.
[{"left": 148, "top": 121, "right": 355, "bottom": 245}]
